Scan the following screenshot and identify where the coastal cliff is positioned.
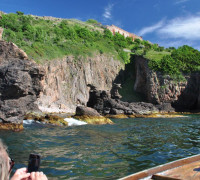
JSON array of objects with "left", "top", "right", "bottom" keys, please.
[
  {"left": 36, "top": 55, "right": 124, "bottom": 113},
  {"left": 133, "top": 55, "right": 200, "bottom": 111},
  {"left": 0, "top": 39, "right": 200, "bottom": 129}
]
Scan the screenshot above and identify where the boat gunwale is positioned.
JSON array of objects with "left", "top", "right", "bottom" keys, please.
[{"left": 119, "top": 154, "right": 200, "bottom": 180}]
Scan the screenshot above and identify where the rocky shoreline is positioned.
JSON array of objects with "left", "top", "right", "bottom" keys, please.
[{"left": 0, "top": 40, "right": 199, "bottom": 131}]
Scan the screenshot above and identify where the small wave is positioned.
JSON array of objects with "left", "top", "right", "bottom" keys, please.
[
  {"left": 23, "top": 120, "right": 35, "bottom": 125},
  {"left": 23, "top": 120, "right": 44, "bottom": 125},
  {"left": 64, "top": 118, "right": 87, "bottom": 126}
]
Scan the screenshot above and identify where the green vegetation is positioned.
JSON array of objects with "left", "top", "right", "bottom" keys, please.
[
  {"left": 0, "top": 12, "right": 133, "bottom": 63},
  {"left": 131, "top": 38, "right": 200, "bottom": 80},
  {"left": 86, "top": 19, "right": 100, "bottom": 25},
  {"left": 1, "top": 12, "right": 199, "bottom": 79},
  {"left": 131, "top": 38, "right": 171, "bottom": 60},
  {"left": 148, "top": 45, "right": 200, "bottom": 79},
  {"left": 144, "top": 50, "right": 171, "bottom": 61}
]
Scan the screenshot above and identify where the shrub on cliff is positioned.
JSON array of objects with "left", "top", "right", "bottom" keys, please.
[{"left": 113, "top": 32, "right": 128, "bottom": 48}]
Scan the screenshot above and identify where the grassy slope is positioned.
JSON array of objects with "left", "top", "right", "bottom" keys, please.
[
  {"left": 0, "top": 13, "right": 122, "bottom": 63},
  {"left": 144, "top": 50, "right": 171, "bottom": 61}
]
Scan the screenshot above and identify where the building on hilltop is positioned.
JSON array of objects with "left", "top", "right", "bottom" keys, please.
[{"left": 106, "top": 25, "right": 142, "bottom": 41}]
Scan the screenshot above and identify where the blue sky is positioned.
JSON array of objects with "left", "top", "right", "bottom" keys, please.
[{"left": 1, "top": 0, "right": 200, "bottom": 49}]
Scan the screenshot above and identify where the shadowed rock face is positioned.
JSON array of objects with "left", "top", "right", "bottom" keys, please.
[
  {"left": 0, "top": 41, "right": 45, "bottom": 123},
  {"left": 133, "top": 55, "right": 200, "bottom": 111},
  {"left": 87, "top": 85, "right": 162, "bottom": 115}
]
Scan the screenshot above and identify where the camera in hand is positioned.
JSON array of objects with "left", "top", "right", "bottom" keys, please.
[{"left": 28, "top": 153, "right": 41, "bottom": 173}]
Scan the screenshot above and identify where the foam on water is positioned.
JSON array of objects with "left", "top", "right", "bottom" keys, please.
[
  {"left": 23, "top": 120, "right": 35, "bottom": 125},
  {"left": 23, "top": 118, "right": 87, "bottom": 126},
  {"left": 64, "top": 118, "right": 87, "bottom": 126}
]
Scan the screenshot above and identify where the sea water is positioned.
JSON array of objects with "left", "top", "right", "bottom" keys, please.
[{"left": 0, "top": 115, "right": 200, "bottom": 180}]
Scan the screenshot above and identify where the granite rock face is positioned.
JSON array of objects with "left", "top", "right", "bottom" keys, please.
[
  {"left": 0, "top": 41, "right": 45, "bottom": 123},
  {"left": 36, "top": 55, "right": 124, "bottom": 113},
  {"left": 133, "top": 55, "right": 200, "bottom": 111}
]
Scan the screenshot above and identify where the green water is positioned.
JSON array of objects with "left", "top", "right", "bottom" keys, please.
[{"left": 0, "top": 115, "right": 200, "bottom": 179}]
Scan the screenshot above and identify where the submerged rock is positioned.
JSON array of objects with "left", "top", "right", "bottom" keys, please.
[
  {"left": 0, "top": 121, "right": 23, "bottom": 131},
  {"left": 24, "top": 112, "right": 68, "bottom": 126}
]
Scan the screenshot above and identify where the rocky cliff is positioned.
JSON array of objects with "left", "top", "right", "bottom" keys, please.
[
  {"left": 0, "top": 40, "right": 45, "bottom": 125},
  {"left": 0, "top": 39, "right": 124, "bottom": 125},
  {"left": 36, "top": 55, "right": 124, "bottom": 113},
  {"left": 1, "top": 39, "right": 199, "bottom": 129},
  {"left": 133, "top": 55, "right": 200, "bottom": 111}
]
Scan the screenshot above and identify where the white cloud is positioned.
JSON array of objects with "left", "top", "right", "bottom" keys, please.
[
  {"left": 138, "top": 15, "right": 200, "bottom": 41},
  {"left": 158, "top": 16, "right": 200, "bottom": 40},
  {"left": 157, "top": 40, "right": 189, "bottom": 48},
  {"left": 103, "top": 3, "right": 114, "bottom": 20},
  {"left": 174, "top": 0, "right": 190, "bottom": 4},
  {"left": 137, "top": 15, "right": 200, "bottom": 49},
  {"left": 137, "top": 20, "right": 165, "bottom": 36}
]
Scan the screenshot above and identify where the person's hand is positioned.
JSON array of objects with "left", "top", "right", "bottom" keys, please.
[
  {"left": 30, "top": 172, "right": 48, "bottom": 180},
  {"left": 10, "top": 167, "right": 30, "bottom": 180}
]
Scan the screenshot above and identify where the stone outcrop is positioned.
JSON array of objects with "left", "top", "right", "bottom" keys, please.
[
  {"left": 133, "top": 55, "right": 200, "bottom": 111},
  {"left": 111, "top": 83, "right": 122, "bottom": 99},
  {"left": 36, "top": 55, "right": 124, "bottom": 113},
  {"left": 75, "top": 106, "right": 101, "bottom": 117},
  {"left": 0, "top": 41, "right": 45, "bottom": 126},
  {"left": 0, "top": 40, "right": 28, "bottom": 60},
  {"left": 87, "top": 85, "right": 161, "bottom": 116},
  {"left": 74, "top": 106, "right": 113, "bottom": 124}
]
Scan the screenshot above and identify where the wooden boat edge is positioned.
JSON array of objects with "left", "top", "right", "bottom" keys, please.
[{"left": 119, "top": 154, "right": 200, "bottom": 180}]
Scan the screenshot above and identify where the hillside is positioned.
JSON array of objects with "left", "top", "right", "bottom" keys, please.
[{"left": 0, "top": 12, "right": 135, "bottom": 64}]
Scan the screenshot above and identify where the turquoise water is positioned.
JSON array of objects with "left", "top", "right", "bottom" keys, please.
[{"left": 0, "top": 115, "right": 200, "bottom": 179}]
